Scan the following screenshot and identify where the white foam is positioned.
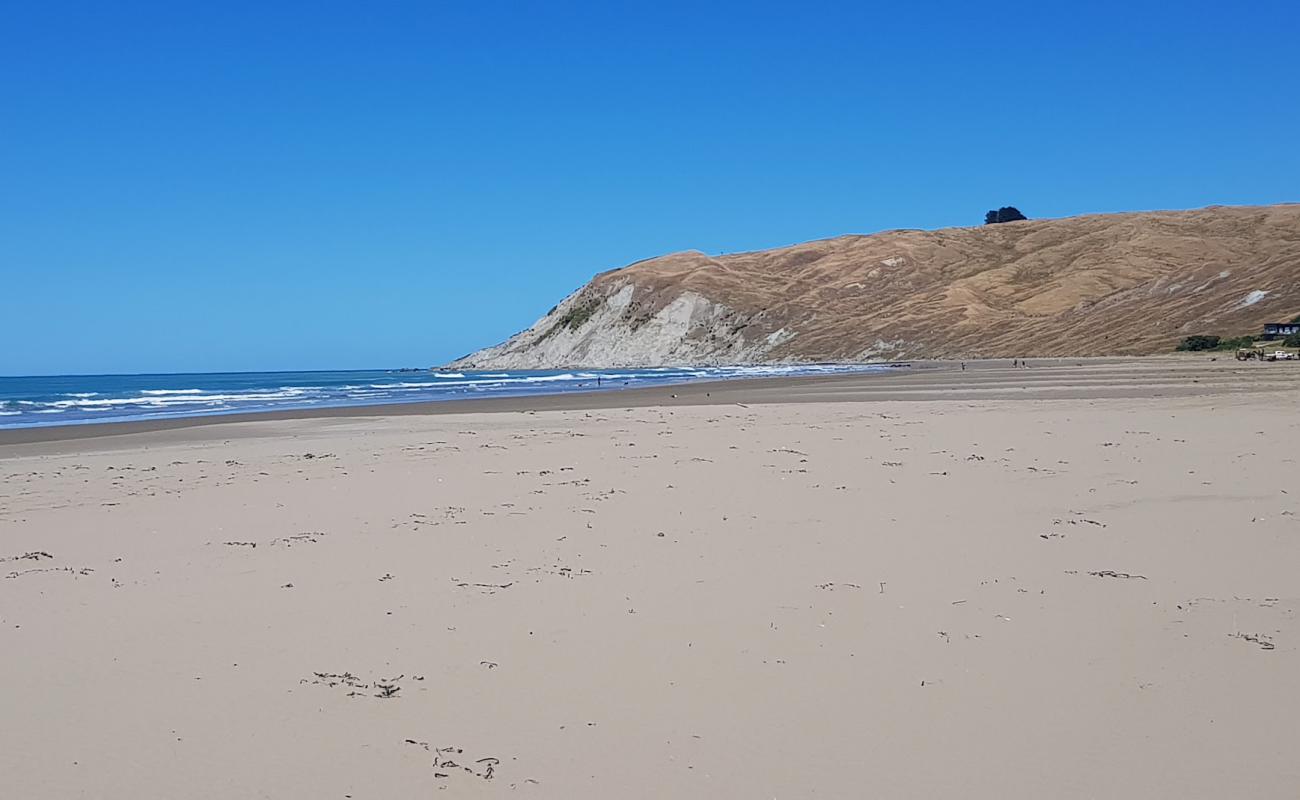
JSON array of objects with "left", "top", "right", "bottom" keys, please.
[
  {"left": 140, "top": 391, "right": 306, "bottom": 405},
  {"left": 140, "top": 389, "right": 206, "bottom": 395},
  {"left": 39, "top": 389, "right": 311, "bottom": 410},
  {"left": 0, "top": 411, "right": 21, "bottom": 416},
  {"left": 433, "top": 372, "right": 465, "bottom": 378}
]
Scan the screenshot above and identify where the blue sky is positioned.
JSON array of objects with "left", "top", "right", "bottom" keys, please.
[{"left": 3, "top": 0, "right": 1297, "bottom": 375}]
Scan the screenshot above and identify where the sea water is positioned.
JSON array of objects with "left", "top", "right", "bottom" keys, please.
[{"left": 0, "top": 364, "right": 886, "bottom": 429}]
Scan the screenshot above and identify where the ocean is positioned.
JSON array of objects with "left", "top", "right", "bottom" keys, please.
[{"left": 0, "top": 364, "right": 885, "bottom": 429}]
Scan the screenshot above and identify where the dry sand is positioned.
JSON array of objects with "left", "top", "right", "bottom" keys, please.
[{"left": 2, "top": 359, "right": 1298, "bottom": 798}]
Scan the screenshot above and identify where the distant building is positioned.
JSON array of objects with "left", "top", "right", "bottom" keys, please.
[{"left": 1262, "top": 322, "right": 1300, "bottom": 339}]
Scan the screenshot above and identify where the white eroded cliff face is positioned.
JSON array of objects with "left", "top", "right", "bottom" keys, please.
[{"left": 451, "top": 283, "right": 791, "bottom": 369}]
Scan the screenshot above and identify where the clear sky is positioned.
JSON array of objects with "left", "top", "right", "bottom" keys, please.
[{"left": 3, "top": 0, "right": 1297, "bottom": 375}]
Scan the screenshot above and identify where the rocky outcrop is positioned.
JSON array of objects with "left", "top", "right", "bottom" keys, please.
[{"left": 452, "top": 204, "right": 1300, "bottom": 368}]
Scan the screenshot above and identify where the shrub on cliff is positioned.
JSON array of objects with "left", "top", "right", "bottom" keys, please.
[
  {"left": 1176, "top": 335, "right": 1221, "bottom": 351},
  {"left": 1217, "top": 335, "right": 1257, "bottom": 350}
]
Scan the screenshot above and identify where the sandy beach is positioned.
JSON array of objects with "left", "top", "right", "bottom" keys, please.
[{"left": 2, "top": 358, "right": 1298, "bottom": 798}]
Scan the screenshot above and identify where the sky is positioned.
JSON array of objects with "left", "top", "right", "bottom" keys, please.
[{"left": 3, "top": 0, "right": 1298, "bottom": 375}]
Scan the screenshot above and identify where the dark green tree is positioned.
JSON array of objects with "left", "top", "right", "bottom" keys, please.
[{"left": 984, "top": 206, "right": 1028, "bottom": 224}]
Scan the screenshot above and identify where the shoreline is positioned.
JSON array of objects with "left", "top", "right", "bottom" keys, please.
[
  {"left": 0, "top": 362, "right": 910, "bottom": 445},
  {"left": 1, "top": 356, "right": 1287, "bottom": 450}
]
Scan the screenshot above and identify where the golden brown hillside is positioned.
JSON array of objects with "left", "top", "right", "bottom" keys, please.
[{"left": 454, "top": 204, "right": 1300, "bottom": 367}]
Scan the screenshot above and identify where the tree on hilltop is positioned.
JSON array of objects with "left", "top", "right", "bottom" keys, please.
[{"left": 984, "top": 207, "right": 1028, "bottom": 225}]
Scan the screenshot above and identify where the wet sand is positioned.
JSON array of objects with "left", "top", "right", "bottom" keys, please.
[{"left": 2, "top": 358, "right": 1298, "bottom": 797}]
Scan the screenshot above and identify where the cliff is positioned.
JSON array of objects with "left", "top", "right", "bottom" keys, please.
[{"left": 453, "top": 204, "right": 1300, "bottom": 367}]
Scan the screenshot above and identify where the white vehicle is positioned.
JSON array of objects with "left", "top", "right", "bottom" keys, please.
[{"left": 1269, "top": 351, "right": 1296, "bottom": 360}]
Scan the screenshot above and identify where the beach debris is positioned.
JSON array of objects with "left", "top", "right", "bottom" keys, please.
[
  {"left": 303, "top": 671, "right": 368, "bottom": 690},
  {"left": 543, "top": 477, "right": 591, "bottom": 487},
  {"left": 1230, "top": 632, "right": 1275, "bottom": 651},
  {"left": 223, "top": 532, "right": 324, "bottom": 549},
  {"left": 452, "top": 579, "right": 513, "bottom": 592},
  {"left": 551, "top": 565, "right": 591, "bottom": 579},
  {"left": 6, "top": 566, "right": 93, "bottom": 580},
  {"left": 480, "top": 660, "right": 499, "bottom": 669},
  {"left": 0, "top": 551, "right": 52, "bottom": 563},
  {"left": 425, "top": 745, "right": 499, "bottom": 782},
  {"left": 302, "top": 671, "right": 410, "bottom": 699},
  {"left": 408, "top": 507, "right": 467, "bottom": 527},
  {"left": 269, "top": 532, "right": 325, "bottom": 547},
  {"left": 1087, "top": 570, "right": 1147, "bottom": 580},
  {"left": 1052, "top": 516, "right": 1106, "bottom": 528},
  {"left": 815, "top": 582, "right": 861, "bottom": 590},
  {"left": 379, "top": 573, "right": 394, "bottom": 582}
]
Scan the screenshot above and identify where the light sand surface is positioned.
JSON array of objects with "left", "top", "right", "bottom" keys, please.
[{"left": 2, "top": 361, "right": 1298, "bottom": 798}]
